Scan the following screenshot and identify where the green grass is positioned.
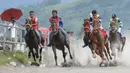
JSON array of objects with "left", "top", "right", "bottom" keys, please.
[{"left": 0, "top": 51, "right": 33, "bottom": 66}]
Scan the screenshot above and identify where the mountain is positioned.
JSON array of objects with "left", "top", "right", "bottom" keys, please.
[{"left": 18, "top": 0, "right": 130, "bottom": 35}]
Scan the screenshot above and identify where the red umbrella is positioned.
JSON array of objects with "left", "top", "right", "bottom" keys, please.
[{"left": 0, "top": 8, "right": 23, "bottom": 22}]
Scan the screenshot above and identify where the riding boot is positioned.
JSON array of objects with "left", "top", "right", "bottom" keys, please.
[
  {"left": 59, "top": 27, "right": 69, "bottom": 44},
  {"left": 34, "top": 29, "right": 42, "bottom": 45},
  {"left": 117, "top": 32, "right": 122, "bottom": 37},
  {"left": 47, "top": 36, "right": 51, "bottom": 47}
]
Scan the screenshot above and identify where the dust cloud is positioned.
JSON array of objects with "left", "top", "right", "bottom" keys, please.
[{"left": 42, "top": 30, "right": 130, "bottom": 67}]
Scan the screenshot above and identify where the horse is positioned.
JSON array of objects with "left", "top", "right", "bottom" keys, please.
[
  {"left": 82, "top": 19, "right": 93, "bottom": 54},
  {"left": 109, "top": 21, "right": 126, "bottom": 64},
  {"left": 50, "top": 23, "right": 73, "bottom": 66},
  {"left": 91, "top": 19, "right": 112, "bottom": 67},
  {"left": 25, "top": 19, "right": 45, "bottom": 65}
]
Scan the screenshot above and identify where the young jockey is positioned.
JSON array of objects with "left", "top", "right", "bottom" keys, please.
[
  {"left": 89, "top": 10, "right": 103, "bottom": 31},
  {"left": 24, "top": 11, "right": 42, "bottom": 47},
  {"left": 47, "top": 10, "right": 68, "bottom": 47},
  {"left": 109, "top": 14, "right": 123, "bottom": 36}
]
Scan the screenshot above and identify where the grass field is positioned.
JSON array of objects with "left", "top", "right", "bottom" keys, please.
[{"left": 0, "top": 51, "right": 33, "bottom": 66}]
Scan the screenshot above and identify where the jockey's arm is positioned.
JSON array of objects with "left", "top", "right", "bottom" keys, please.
[
  {"left": 118, "top": 19, "right": 123, "bottom": 28},
  {"left": 89, "top": 17, "right": 93, "bottom": 25},
  {"left": 99, "top": 16, "right": 102, "bottom": 23},
  {"left": 49, "top": 17, "right": 53, "bottom": 25},
  {"left": 117, "top": 19, "right": 123, "bottom": 33}
]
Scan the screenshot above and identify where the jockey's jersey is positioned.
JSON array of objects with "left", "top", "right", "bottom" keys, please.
[
  {"left": 28, "top": 16, "right": 39, "bottom": 29},
  {"left": 110, "top": 17, "right": 123, "bottom": 28},
  {"left": 49, "top": 16, "right": 61, "bottom": 25}
]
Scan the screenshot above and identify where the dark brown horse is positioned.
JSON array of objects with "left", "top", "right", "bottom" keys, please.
[
  {"left": 50, "top": 24, "right": 73, "bottom": 66},
  {"left": 25, "top": 19, "right": 45, "bottom": 65},
  {"left": 91, "top": 19, "right": 112, "bottom": 66},
  {"left": 82, "top": 19, "right": 93, "bottom": 53}
]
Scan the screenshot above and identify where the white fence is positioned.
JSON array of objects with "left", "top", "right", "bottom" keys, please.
[{"left": 0, "top": 23, "right": 26, "bottom": 52}]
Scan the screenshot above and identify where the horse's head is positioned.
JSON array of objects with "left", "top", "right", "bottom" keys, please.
[
  {"left": 92, "top": 18, "right": 100, "bottom": 34},
  {"left": 84, "top": 26, "right": 90, "bottom": 35},
  {"left": 110, "top": 21, "right": 117, "bottom": 33},
  {"left": 83, "top": 18, "right": 90, "bottom": 27},
  {"left": 51, "top": 23, "right": 59, "bottom": 35},
  {"left": 25, "top": 19, "right": 34, "bottom": 32}
]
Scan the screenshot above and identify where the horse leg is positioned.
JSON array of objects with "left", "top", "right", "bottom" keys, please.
[
  {"left": 62, "top": 47, "right": 67, "bottom": 63},
  {"left": 30, "top": 48, "right": 36, "bottom": 62},
  {"left": 52, "top": 46, "right": 58, "bottom": 66},
  {"left": 104, "top": 47, "right": 109, "bottom": 61},
  {"left": 121, "top": 37, "right": 126, "bottom": 52},
  {"left": 65, "top": 44, "right": 73, "bottom": 59},
  {"left": 92, "top": 43, "right": 96, "bottom": 58},
  {"left": 28, "top": 50, "right": 31, "bottom": 58},
  {"left": 111, "top": 46, "right": 117, "bottom": 62},
  {"left": 99, "top": 45, "right": 105, "bottom": 67},
  {"left": 39, "top": 47, "right": 42, "bottom": 63},
  {"left": 35, "top": 46, "right": 39, "bottom": 59},
  {"left": 105, "top": 42, "right": 112, "bottom": 60}
]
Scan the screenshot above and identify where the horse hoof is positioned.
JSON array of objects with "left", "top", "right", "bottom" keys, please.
[
  {"left": 100, "top": 63, "right": 105, "bottom": 67},
  {"left": 61, "top": 62, "right": 71, "bottom": 67},
  {"left": 56, "top": 64, "right": 58, "bottom": 66},
  {"left": 110, "top": 57, "right": 112, "bottom": 60},
  {"left": 92, "top": 54, "right": 96, "bottom": 58},
  {"left": 31, "top": 62, "right": 40, "bottom": 66},
  {"left": 35, "top": 53, "right": 39, "bottom": 58},
  {"left": 114, "top": 61, "right": 118, "bottom": 66},
  {"left": 70, "top": 55, "right": 73, "bottom": 59}
]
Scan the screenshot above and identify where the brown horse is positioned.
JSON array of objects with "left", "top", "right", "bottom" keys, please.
[
  {"left": 25, "top": 19, "right": 45, "bottom": 65},
  {"left": 50, "top": 23, "right": 73, "bottom": 66},
  {"left": 91, "top": 19, "right": 112, "bottom": 66}
]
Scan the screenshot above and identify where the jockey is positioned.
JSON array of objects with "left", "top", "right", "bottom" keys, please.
[
  {"left": 47, "top": 10, "right": 68, "bottom": 47},
  {"left": 24, "top": 11, "right": 42, "bottom": 47},
  {"left": 89, "top": 10, "right": 103, "bottom": 31},
  {"left": 109, "top": 14, "right": 123, "bottom": 36}
]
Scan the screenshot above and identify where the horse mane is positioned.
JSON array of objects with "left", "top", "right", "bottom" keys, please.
[
  {"left": 110, "top": 21, "right": 116, "bottom": 27},
  {"left": 92, "top": 18, "right": 99, "bottom": 29}
]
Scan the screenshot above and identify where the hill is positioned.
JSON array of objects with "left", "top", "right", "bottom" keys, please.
[{"left": 18, "top": 0, "right": 130, "bottom": 35}]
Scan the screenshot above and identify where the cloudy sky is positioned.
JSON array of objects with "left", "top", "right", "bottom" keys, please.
[{"left": 0, "top": 0, "right": 71, "bottom": 13}]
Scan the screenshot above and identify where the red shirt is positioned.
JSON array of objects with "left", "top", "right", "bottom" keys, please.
[
  {"left": 29, "top": 16, "right": 38, "bottom": 29},
  {"left": 49, "top": 16, "right": 60, "bottom": 26}
]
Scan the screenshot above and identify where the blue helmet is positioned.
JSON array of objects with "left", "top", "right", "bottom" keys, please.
[{"left": 112, "top": 14, "right": 116, "bottom": 18}]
